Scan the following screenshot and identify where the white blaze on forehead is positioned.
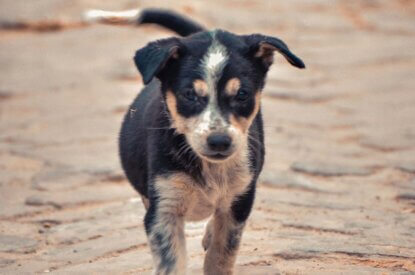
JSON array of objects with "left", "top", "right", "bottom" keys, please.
[
  {"left": 206, "top": 51, "right": 226, "bottom": 70},
  {"left": 202, "top": 34, "right": 228, "bottom": 82},
  {"left": 195, "top": 32, "right": 229, "bottom": 135}
]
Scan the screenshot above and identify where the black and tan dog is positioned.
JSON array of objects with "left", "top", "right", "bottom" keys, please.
[{"left": 86, "top": 8, "right": 305, "bottom": 275}]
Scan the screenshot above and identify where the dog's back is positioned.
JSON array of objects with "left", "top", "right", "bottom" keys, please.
[{"left": 119, "top": 80, "right": 160, "bottom": 197}]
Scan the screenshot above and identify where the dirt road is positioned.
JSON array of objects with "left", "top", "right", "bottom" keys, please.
[{"left": 1, "top": 0, "right": 414, "bottom": 273}]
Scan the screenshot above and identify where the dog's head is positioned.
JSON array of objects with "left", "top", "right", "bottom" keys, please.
[{"left": 134, "top": 30, "right": 304, "bottom": 162}]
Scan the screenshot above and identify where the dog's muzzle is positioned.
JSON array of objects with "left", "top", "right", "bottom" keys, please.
[{"left": 203, "top": 132, "right": 233, "bottom": 160}]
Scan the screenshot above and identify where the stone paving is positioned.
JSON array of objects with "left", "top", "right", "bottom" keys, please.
[{"left": 0, "top": 0, "right": 414, "bottom": 274}]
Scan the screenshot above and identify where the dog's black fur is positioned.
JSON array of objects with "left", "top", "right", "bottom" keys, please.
[
  {"left": 115, "top": 8, "right": 305, "bottom": 274},
  {"left": 137, "top": 8, "right": 205, "bottom": 36}
]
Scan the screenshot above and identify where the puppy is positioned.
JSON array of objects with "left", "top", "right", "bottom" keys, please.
[{"left": 86, "top": 8, "right": 305, "bottom": 275}]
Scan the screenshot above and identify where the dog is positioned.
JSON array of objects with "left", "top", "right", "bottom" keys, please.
[{"left": 86, "top": 8, "right": 305, "bottom": 275}]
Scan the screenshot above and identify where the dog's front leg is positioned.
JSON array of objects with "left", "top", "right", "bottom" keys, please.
[
  {"left": 203, "top": 183, "right": 255, "bottom": 275},
  {"left": 146, "top": 210, "right": 186, "bottom": 275},
  {"left": 203, "top": 211, "right": 245, "bottom": 275},
  {"left": 144, "top": 174, "right": 191, "bottom": 275}
]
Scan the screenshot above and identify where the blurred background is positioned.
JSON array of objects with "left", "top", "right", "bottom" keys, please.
[{"left": 0, "top": 0, "right": 414, "bottom": 273}]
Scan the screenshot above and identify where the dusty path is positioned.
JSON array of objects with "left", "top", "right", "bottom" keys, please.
[{"left": 1, "top": 0, "right": 414, "bottom": 274}]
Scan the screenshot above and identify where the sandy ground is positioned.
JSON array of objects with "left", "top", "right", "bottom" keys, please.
[{"left": 0, "top": 0, "right": 415, "bottom": 274}]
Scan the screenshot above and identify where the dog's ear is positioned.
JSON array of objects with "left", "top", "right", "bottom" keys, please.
[
  {"left": 134, "top": 37, "right": 181, "bottom": 84},
  {"left": 242, "top": 34, "right": 305, "bottom": 69}
]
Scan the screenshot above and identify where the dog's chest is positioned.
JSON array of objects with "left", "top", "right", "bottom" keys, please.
[{"left": 185, "top": 160, "right": 252, "bottom": 221}]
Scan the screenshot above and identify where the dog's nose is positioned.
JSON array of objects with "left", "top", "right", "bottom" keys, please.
[{"left": 207, "top": 133, "right": 232, "bottom": 152}]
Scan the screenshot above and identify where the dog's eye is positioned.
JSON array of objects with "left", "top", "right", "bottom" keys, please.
[
  {"left": 183, "top": 88, "right": 198, "bottom": 102},
  {"left": 234, "top": 89, "right": 249, "bottom": 102}
]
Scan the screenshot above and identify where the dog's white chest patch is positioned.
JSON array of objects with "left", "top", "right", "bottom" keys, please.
[
  {"left": 184, "top": 158, "right": 252, "bottom": 221},
  {"left": 185, "top": 190, "right": 215, "bottom": 221}
]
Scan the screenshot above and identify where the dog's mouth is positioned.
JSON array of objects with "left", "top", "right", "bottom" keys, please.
[
  {"left": 200, "top": 151, "right": 233, "bottom": 162},
  {"left": 188, "top": 136, "right": 236, "bottom": 162},
  {"left": 204, "top": 152, "right": 228, "bottom": 160}
]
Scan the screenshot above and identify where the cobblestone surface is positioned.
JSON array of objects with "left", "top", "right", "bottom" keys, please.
[{"left": 1, "top": 0, "right": 414, "bottom": 274}]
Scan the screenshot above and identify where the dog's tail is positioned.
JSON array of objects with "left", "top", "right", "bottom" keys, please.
[{"left": 83, "top": 8, "right": 205, "bottom": 37}]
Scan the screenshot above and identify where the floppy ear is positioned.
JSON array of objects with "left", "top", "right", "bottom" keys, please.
[
  {"left": 134, "top": 37, "right": 181, "bottom": 84},
  {"left": 242, "top": 34, "right": 305, "bottom": 69}
]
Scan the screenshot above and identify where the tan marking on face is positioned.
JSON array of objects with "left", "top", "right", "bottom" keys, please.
[
  {"left": 166, "top": 90, "right": 187, "bottom": 134},
  {"left": 225, "top": 78, "right": 241, "bottom": 97},
  {"left": 193, "top": 79, "right": 208, "bottom": 97},
  {"left": 230, "top": 92, "right": 261, "bottom": 133},
  {"left": 166, "top": 89, "right": 205, "bottom": 140},
  {"left": 166, "top": 90, "right": 227, "bottom": 159}
]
